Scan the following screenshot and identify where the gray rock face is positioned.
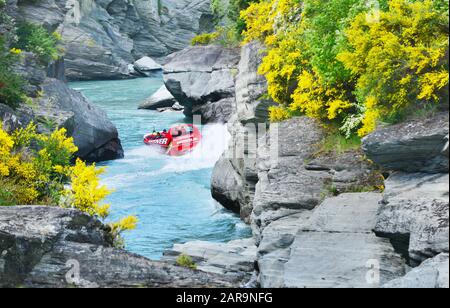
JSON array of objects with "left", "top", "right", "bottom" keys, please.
[
  {"left": 0, "top": 206, "right": 237, "bottom": 288},
  {"left": 374, "top": 172, "right": 449, "bottom": 266},
  {"left": 383, "top": 253, "right": 449, "bottom": 288},
  {"left": 15, "top": 0, "right": 214, "bottom": 80},
  {"left": 12, "top": 52, "right": 47, "bottom": 95},
  {"left": 252, "top": 117, "right": 381, "bottom": 242},
  {"left": 211, "top": 157, "right": 246, "bottom": 214},
  {"left": 35, "top": 78, "right": 124, "bottom": 162},
  {"left": 163, "top": 238, "right": 257, "bottom": 284},
  {"left": 258, "top": 193, "right": 406, "bottom": 288},
  {"left": 362, "top": 112, "right": 449, "bottom": 173},
  {"left": 211, "top": 42, "right": 275, "bottom": 221},
  {"left": 234, "top": 42, "right": 275, "bottom": 125},
  {"left": 0, "top": 104, "right": 24, "bottom": 133},
  {"left": 256, "top": 212, "right": 311, "bottom": 288},
  {"left": 138, "top": 84, "right": 177, "bottom": 110},
  {"left": 163, "top": 45, "right": 240, "bottom": 123}
]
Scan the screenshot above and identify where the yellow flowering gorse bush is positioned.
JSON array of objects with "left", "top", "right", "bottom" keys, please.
[
  {"left": 338, "top": 0, "right": 449, "bottom": 136},
  {"left": 241, "top": 0, "right": 449, "bottom": 137},
  {"left": 0, "top": 124, "right": 137, "bottom": 243}
]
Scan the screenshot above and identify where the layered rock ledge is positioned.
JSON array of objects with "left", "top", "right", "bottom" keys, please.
[{"left": 0, "top": 206, "right": 238, "bottom": 288}]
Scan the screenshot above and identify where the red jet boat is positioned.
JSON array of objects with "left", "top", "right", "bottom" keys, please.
[{"left": 143, "top": 124, "right": 202, "bottom": 156}]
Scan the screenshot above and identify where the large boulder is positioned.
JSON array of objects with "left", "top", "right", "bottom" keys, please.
[
  {"left": 0, "top": 206, "right": 238, "bottom": 288},
  {"left": 383, "top": 253, "right": 449, "bottom": 288},
  {"left": 163, "top": 45, "right": 240, "bottom": 123},
  {"left": 257, "top": 193, "right": 406, "bottom": 288},
  {"left": 138, "top": 85, "right": 177, "bottom": 110},
  {"left": 374, "top": 172, "right": 449, "bottom": 266},
  {"left": 362, "top": 112, "right": 449, "bottom": 173},
  {"left": 35, "top": 78, "right": 124, "bottom": 162}
]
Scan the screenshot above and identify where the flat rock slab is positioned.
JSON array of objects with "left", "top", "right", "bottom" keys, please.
[
  {"left": 133, "top": 56, "right": 162, "bottom": 72},
  {"left": 258, "top": 193, "right": 406, "bottom": 288},
  {"left": 303, "top": 193, "right": 382, "bottom": 233},
  {"left": 138, "top": 85, "right": 177, "bottom": 110},
  {"left": 283, "top": 232, "right": 405, "bottom": 288},
  {"left": 257, "top": 212, "right": 311, "bottom": 288},
  {"left": 163, "top": 238, "right": 257, "bottom": 283}
]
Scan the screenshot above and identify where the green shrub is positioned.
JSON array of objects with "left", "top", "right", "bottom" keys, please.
[
  {"left": 0, "top": 37, "right": 27, "bottom": 109},
  {"left": 176, "top": 254, "right": 197, "bottom": 270},
  {"left": 14, "top": 22, "right": 63, "bottom": 64},
  {"left": 319, "top": 130, "right": 362, "bottom": 155}
]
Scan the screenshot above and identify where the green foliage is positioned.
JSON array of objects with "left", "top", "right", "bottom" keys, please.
[
  {"left": 14, "top": 22, "right": 63, "bottom": 64},
  {"left": 176, "top": 254, "right": 197, "bottom": 270},
  {"left": 0, "top": 37, "right": 27, "bottom": 109},
  {"left": 319, "top": 130, "right": 362, "bottom": 155}
]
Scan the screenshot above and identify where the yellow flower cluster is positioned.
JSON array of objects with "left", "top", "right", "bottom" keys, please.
[
  {"left": 9, "top": 48, "right": 22, "bottom": 55},
  {"left": 65, "top": 159, "right": 111, "bottom": 218},
  {"left": 268, "top": 106, "right": 291, "bottom": 122},
  {"left": 241, "top": 0, "right": 302, "bottom": 44},
  {"left": 0, "top": 127, "right": 14, "bottom": 177}
]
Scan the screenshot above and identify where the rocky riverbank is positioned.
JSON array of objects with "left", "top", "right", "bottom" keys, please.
[
  {"left": 160, "top": 42, "right": 449, "bottom": 288},
  {"left": 1, "top": 2, "right": 124, "bottom": 162},
  {"left": 0, "top": 206, "right": 238, "bottom": 288}
]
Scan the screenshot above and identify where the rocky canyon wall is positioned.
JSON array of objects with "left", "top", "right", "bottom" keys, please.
[{"left": 10, "top": 0, "right": 213, "bottom": 80}]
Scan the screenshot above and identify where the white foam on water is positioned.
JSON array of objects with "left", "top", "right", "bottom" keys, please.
[
  {"left": 101, "top": 124, "right": 230, "bottom": 188},
  {"left": 160, "top": 123, "right": 230, "bottom": 174}
]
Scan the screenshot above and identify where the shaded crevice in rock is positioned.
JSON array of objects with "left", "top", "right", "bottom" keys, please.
[{"left": 374, "top": 231, "right": 411, "bottom": 265}]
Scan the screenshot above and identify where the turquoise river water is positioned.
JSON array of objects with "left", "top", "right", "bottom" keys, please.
[{"left": 70, "top": 77, "right": 251, "bottom": 259}]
